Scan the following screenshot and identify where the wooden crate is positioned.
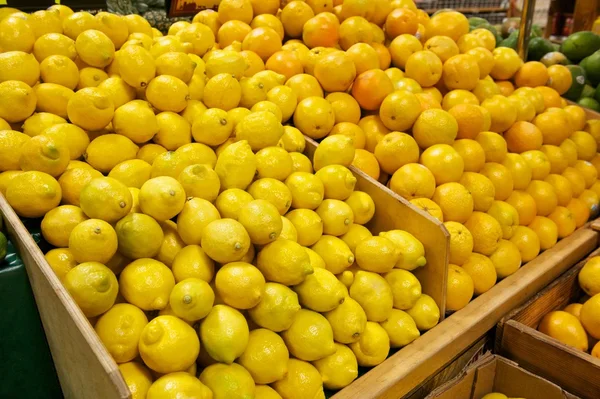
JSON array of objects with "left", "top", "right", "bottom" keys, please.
[
  {"left": 304, "top": 137, "right": 450, "bottom": 315},
  {"left": 496, "top": 247, "right": 600, "bottom": 399}
]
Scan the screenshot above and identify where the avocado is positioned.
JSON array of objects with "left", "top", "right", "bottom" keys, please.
[
  {"left": 540, "top": 51, "right": 569, "bottom": 66},
  {"left": 560, "top": 31, "right": 600, "bottom": 63},
  {"left": 528, "top": 37, "right": 555, "bottom": 61},
  {"left": 563, "top": 65, "right": 588, "bottom": 101},
  {"left": 582, "top": 84, "right": 596, "bottom": 99},
  {"left": 578, "top": 97, "right": 600, "bottom": 112},
  {"left": 581, "top": 50, "right": 600, "bottom": 86}
]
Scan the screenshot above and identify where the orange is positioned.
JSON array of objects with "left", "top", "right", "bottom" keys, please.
[
  {"left": 545, "top": 174, "right": 573, "bottom": 207},
  {"left": 423, "top": 87, "right": 443, "bottom": 103},
  {"left": 388, "top": 34, "right": 422, "bottom": 69},
  {"left": 385, "top": 8, "right": 418, "bottom": 39},
  {"left": 302, "top": 15, "right": 339, "bottom": 49},
  {"left": 526, "top": 180, "right": 558, "bottom": 217},
  {"left": 338, "top": 16, "right": 373, "bottom": 50},
  {"left": 351, "top": 69, "right": 394, "bottom": 111},
  {"left": 446, "top": 264, "right": 474, "bottom": 311},
  {"left": 456, "top": 33, "right": 485, "bottom": 54},
  {"left": 217, "top": 21, "right": 252, "bottom": 48},
  {"left": 404, "top": 50, "right": 443, "bottom": 88},
  {"left": 352, "top": 149, "right": 380, "bottom": 180},
  {"left": 453, "top": 139, "right": 485, "bottom": 172},
  {"left": 459, "top": 172, "right": 496, "bottom": 212},
  {"left": 329, "top": 122, "right": 366, "bottom": 149},
  {"left": 442, "top": 90, "right": 479, "bottom": 110},
  {"left": 464, "top": 211, "right": 503, "bottom": 256},
  {"left": 281, "top": 1, "right": 315, "bottom": 38},
  {"left": 591, "top": 180, "right": 600, "bottom": 199},
  {"left": 579, "top": 189, "right": 600, "bottom": 218},
  {"left": 514, "top": 61, "right": 549, "bottom": 88},
  {"left": 546, "top": 65, "right": 572, "bottom": 95},
  {"left": 480, "top": 162, "right": 514, "bottom": 201},
  {"left": 346, "top": 43, "right": 380, "bottom": 75},
  {"left": 541, "top": 145, "right": 569, "bottom": 175},
  {"left": 513, "top": 87, "right": 545, "bottom": 115},
  {"left": 490, "top": 47, "right": 523, "bottom": 81},
  {"left": 424, "top": 36, "right": 459, "bottom": 63},
  {"left": 529, "top": 216, "right": 558, "bottom": 250},
  {"left": 218, "top": 0, "right": 253, "bottom": 24},
  {"left": 506, "top": 190, "right": 537, "bottom": 226},
  {"left": 416, "top": 92, "right": 442, "bottom": 112},
  {"left": 372, "top": 42, "right": 391, "bottom": 70},
  {"left": 442, "top": 54, "right": 479, "bottom": 91},
  {"left": 548, "top": 206, "right": 576, "bottom": 238},
  {"left": 489, "top": 239, "right": 522, "bottom": 278},
  {"left": 412, "top": 108, "right": 458, "bottom": 149},
  {"left": 432, "top": 182, "right": 474, "bottom": 223},
  {"left": 574, "top": 160, "right": 598, "bottom": 188},
  {"left": 394, "top": 77, "right": 423, "bottom": 93},
  {"left": 496, "top": 81, "right": 515, "bottom": 96},
  {"left": 503, "top": 153, "right": 532, "bottom": 191},
  {"left": 510, "top": 226, "right": 541, "bottom": 262},
  {"left": 446, "top": 104, "right": 488, "bottom": 141},
  {"left": 424, "top": 11, "right": 469, "bottom": 42},
  {"left": 358, "top": 115, "right": 389, "bottom": 152},
  {"left": 533, "top": 109, "right": 572, "bottom": 146},
  {"left": 567, "top": 197, "right": 590, "bottom": 228},
  {"left": 326, "top": 92, "right": 361, "bottom": 125},
  {"left": 374, "top": 132, "right": 419, "bottom": 175},
  {"left": 466, "top": 47, "right": 494, "bottom": 79},
  {"left": 560, "top": 139, "right": 579, "bottom": 167},
  {"left": 313, "top": 51, "right": 356, "bottom": 93},
  {"left": 520, "top": 150, "right": 551, "bottom": 180},
  {"left": 409, "top": 197, "right": 443, "bottom": 221},
  {"left": 286, "top": 74, "right": 324, "bottom": 101},
  {"left": 534, "top": 86, "right": 562, "bottom": 109},
  {"left": 369, "top": 0, "right": 395, "bottom": 25},
  {"left": 419, "top": 144, "right": 464, "bottom": 185},
  {"left": 242, "top": 27, "right": 282, "bottom": 61},
  {"left": 564, "top": 105, "right": 587, "bottom": 132},
  {"left": 251, "top": 14, "right": 285, "bottom": 40},
  {"left": 507, "top": 95, "right": 536, "bottom": 122},
  {"left": 481, "top": 95, "right": 517, "bottom": 133},
  {"left": 390, "top": 163, "right": 436, "bottom": 200},
  {"left": 563, "top": 166, "right": 587, "bottom": 197},
  {"left": 475, "top": 131, "right": 507, "bottom": 163},
  {"left": 504, "top": 121, "right": 543, "bottom": 153},
  {"left": 461, "top": 252, "right": 497, "bottom": 295},
  {"left": 305, "top": 0, "right": 334, "bottom": 14},
  {"left": 265, "top": 50, "right": 303, "bottom": 81},
  {"left": 570, "top": 130, "right": 598, "bottom": 161},
  {"left": 378, "top": 91, "right": 421, "bottom": 132},
  {"left": 585, "top": 120, "right": 600, "bottom": 146}
]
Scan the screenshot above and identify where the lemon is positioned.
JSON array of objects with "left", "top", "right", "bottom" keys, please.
[
  {"left": 255, "top": 385, "right": 283, "bottom": 399},
  {"left": 63, "top": 262, "right": 119, "bottom": 317},
  {"left": 313, "top": 343, "right": 359, "bottom": 390},
  {"left": 0, "top": 16, "right": 35, "bottom": 53},
  {"left": 95, "top": 303, "right": 148, "bottom": 363},
  {"left": 481, "top": 394, "right": 508, "bottom": 399},
  {"left": 18, "top": 135, "right": 69, "bottom": 179},
  {"left": 489, "top": 239, "right": 522, "bottom": 279},
  {"left": 200, "top": 304, "right": 249, "bottom": 364},
  {"left": 199, "top": 363, "right": 255, "bottom": 399},
  {"left": 68, "top": 218, "right": 118, "bottom": 264},
  {"left": 406, "top": 294, "right": 440, "bottom": 331},
  {"left": 75, "top": 29, "right": 115, "bottom": 68},
  {"left": 577, "top": 257, "right": 600, "bottom": 296},
  {"left": 80, "top": 177, "right": 132, "bottom": 223},
  {"left": 349, "top": 270, "right": 393, "bottom": 322},
  {"left": 272, "top": 359, "right": 325, "bottom": 399},
  {"left": 235, "top": 329, "right": 290, "bottom": 385},
  {"left": 176, "top": 199, "right": 221, "bottom": 247},
  {"left": 345, "top": 191, "right": 375, "bottom": 225},
  {"left": 201, "top": 218, "right": 251, "bottom": 263},
  {"left": 77, "top": 67, "right": 109, "bottom": 90},
  {"left": 285, "top": 209, "right": 324, "bottom": 247},
  {"left": 154, "top": 52, "right": 195, "bottom": 84},
  {"left": 281, "top": 308, "right": 336, "bottom": 361},
  {"left": 381, "top": 309, "right": 420, "bottom": 348},
  {"left": 581, "top": 294, "right": 600, "bottom": 339},
  {"left": 294, "top": 267, "right": 347, "bottom": 312},
  {"left": 324, "top": 296, "right": 367, "bottom": 344},
  {"left": 191, "top": 108, "right": 231, "bottom": 147},
  {"left": 238, "top": 199, "right": 283, "bottom": 245},
  {"left": 294, "top": 96, "right": 335, "bottom": 139},
  {"left": 147, "top": 372, "right": 212, "bottom": 399},
  {"left": 137, "top": 144, "right": 167, "bottom": 166},
  {"left": 94, "top": 12, "right": 128, "bottom": 49},
  {"left": 0, "top": 80, "right": 37, "bottom": 123},
  {"left": 58, "top": 168, "right": 102, "bottom": 207},
  {"left": 384, "top": 269, "right": 422, "bottom": 310},
  {"left": 152, "top": 113, "right": 191, "bottom": 152},
  {"left": 43, "top": 123, "right": 89, "bottom": 160},
  {"left": 248, "top": 282, "right": 301, "bottom": 332},
  {"left": 22, "top": 112, "right": 66, "bottom": 137},
  {"left": 117, "top": 45, "right": 156, "bottom": 89},
  {"left": 267, "top": 85, "right": 298, "bottom": 122},
  {"left": 45, "top": 248, "right": 77, "bottom": 281},
  {"left": 151, "top": 151, "right": 193, "bottom": 179},
  {"left": 380, "top": 230, "right": 427, "bottom": 270},
  {"left": 538, "top": 310, "right": 589, "bottom": 351},
  {"left": 285, "top": 172, "right": 325, "bottom": 210},
  {"left": 252, "top": 100, "right": 284, "bottom": 122},
  {"left": 139, "top": 176, "right": 186, "bottom": 222},
  {"left": 340, "top": 224, "right": 372, "bottom": 254},
  {"left": 0, "top": 130, "right": 29, "bottom": 172},
  {"left": 487, "top": 200, "right": 520, "bottom": 239},
  {"left": 175, "top": 166, "right": 219, "bottom": 204},
  {"left": 41, "top": 205, "right": 88, "bottom": 248},
  {"left": 33, "top": 33, "right": 77, "bottom": 62},
  {"left": 349, "top": 321, "right": 390, "bottom": 367},
  {"left": 316, "top": 165, "right": 357, "bottom": 201},
  {"left": 444, "top": 221, "right": 474, "bottom": 265},
  {"left": 210, "top": 188, "right": 250, "bottom": 219},
  {"left": 112, "top": 100, "right": 159, "bottom": 144},
  {"left": 66, "top": 86, "right": 114, "bottom": 131},
  {"left": 0, "top": 51, "right": 40, "bottom": 87},
  {"left": 235, "top": 111, "right": 284, "bottom": 151},
  {"left": 171, "top": 244, "right": 215, "bottom": 283},
  {"left": 311, "top": 235, "right": 355, "bottom": 274},
  {"left": 115, "top": 213, "right": 164, "bottom": 259},
  {"left": 5, "top": 170, "right": 61, "bottom": 218},
  {"left": 168, "top": 278, "right": 214, "bottom": 322},
  {"left": 32, "top": 83, "right": 72, "bottom": 119},
  {"left": 96, "top": 77, "right": 135, "bottom": 109},
  {"left": 217, "top": 140, "right": 258, "bottom": 190},
  {"left": 257, "top": 239, "right": 313, "bottom": 285},
  {"left": 118, "top": 362, "right": 153, "bottom": 399},
  {"left": 215, "top": 262, "right": 265, "bottom": 309},
  {"left": 313, "top": 135, "right": 356, "bottom": 172},
  {"left": 139, "top": 315, "right": 199, "bottom": 374},
  {"left": 278, "top": 126, "right": 305, "bottom": 154},
  {"left": 255, "top": 146, "right": 294, "bottom": 181},
  {"left": 150, "top": 221, "right": 183, "bottom": 268},
  {"left": 107, "top": 160, "right": 152, "bottom": 189},
  {"left": 355, "top": 236, "right": 401, "bottom": 274},
  {"left": 290, "top": 152, "right": 314, "bottom": 173},
  {"left": 120, "top": 258, "right": 175, "bottom": 311},
  {"left": 146, "top": 75, "right": 190, "bottom": 113},
  {"left": 242, "top": 180, "right": 292, "bottom": 219}
]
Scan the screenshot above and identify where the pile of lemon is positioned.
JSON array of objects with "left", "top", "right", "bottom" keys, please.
[{"left": 0, "top": 2, "right": 453, "bottom": 398}]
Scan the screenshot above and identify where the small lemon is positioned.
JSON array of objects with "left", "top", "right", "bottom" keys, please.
[
  {"left": 238, "top": 199, "right": 283, "bottom": 245},
  {"left": 176, "top": 143, "right": 217, "bottom": 169},
  {"left": 155, "top": 220, "right": 185, "bottom": 268},
  {"left": 278, "top": 126, "right": 305, "bottom": 153},
  {"left": 267, "top": 85, "right": 297, "bottom": 122},
  {"left": 272, "top": 359, "right": 325, "bottom": 399},
  {"left": 67, "top": 87, "right": 114, "bottom": 131},
  {"left": 176, "top": 198, "right": 221, "bottom": 246},
  {"left": 155, "top": 52, "right": 196, "bottom": 83},
  {"left": 579, "top": 257, "right": 600, "bottom": 296},
  {"left": 75, "top": 29, "right": 115, "bottom": 68},
  {"left": 248, "top": 282, "right": 301, "bottom": 332},
  {"left": 63, "top": 262, "right": 118, "bottom": 317},
  {"left": 311, "top": 235, "right": 355, "bottom": 274},
  {"left": 139, "top": 176, "right": 186, "bottom": 222},
  {"left": 200, "top": 304, "right": 249, "bottom": 364},
  {"left": 235, "top": 111, "right": 284, "bottom": 151},
  {"left": 349, "top": 321, "right": 390, "bottom": 367},
  {"left": 171, "top": 245, "right": 215, "bottom": 283},
  {"left": 117, "top": 45, "right": 156, "bottom": 89},
  {"left": 316, "top": 165, "right": 357, "bottom": 201},
  {"left": 199, "top": 363, "right": 255, "bottom": 399},
  {"left": 95, "top": 303, "right": 148, "bottom": 363},
  {"left": 112, "top": 100, "right": 159, "bottom": 144},
  {"left": 247, "top": 178, "right": 293, "bottom": 216},
  {"left": 97, "top": 77, "right": 136, "bottom": 109},
  {"left": 0, "top": 130, "right": 30, "bottom": 172},
  {"left": 169, "top": 278, "right": 214, "bottom": 322},
  {"left": 280, "top": 216, "right": 298, "bottom": 241},
  {"left": 80, "top": 177, "right": 132, "bottom": 223},
  {"left": 285, "top": 172, "right": 325, "bottom": 210},
  {"left": 176, "top": 164, "right": 219, "bottom": 202},
  {"left": 406, "top": 294, "right": 440, "bottom": 331},
  {"left": 538, "top": 310, "right": 589, "bottom": 351},
  {"left": 255, "top": 385, "right": 283, "bottom": 399},
  {"left": 313, "top": 343, "right": 359, "bottom": 390},
  {"left": 77, "top": 67, "right": 109, "bottom": 90},
  {"left": 84, "top": 134, "right": 139, "bottom": 174},
  {"left": 201, "top": 218, "right": 251, "bottom": 263},
  {"left": 349, "top": 271, "right": 393, "bottom": 322},
  {"left": 6, "top": 171, "right": 61, "bottom": 218},
  {"left": 39, "top": 54, "right": 79, "bottom": 89},
  {"left": 215, "top": 140, "right": 257, "bottom": 190},
  {"left": 146, "top": 75, "right": 189, "bottom": 113},
  {"left": 45, "top": 248, "right": 77, "bottom": 281},
  {"left": 324, "top": 296, "right": 367, "bottom": 344},
  {"left": 215, "top": 188, "right": 253, "bottom": 220},
  {"left": 255, "top": 146, "right": 294, "bottom": 181},
  {"left": 108, "top": 159, "right": 152, "bottom": 189},
  {"left": 119, "top": 258, "right": 175, "bottom": 311},
  {"left": 215, "top": 262, "right": 265, "bottom": 309},
  {"left": 313, "top": 135, "right": 355, "bottom": 171},
  {"left": 203, "top": 73, "right": 241, "bottom": 111},
  {"left": 344, "top": 191, "right": 375, "bottom": 225},
  {"left": 118, "top": 362, "right": 153, "bottom": 399},
  {"left": 290, "top": 152, "right": 314, "bottom": 173},
  {"left": 380, "top": 309, "right": 420, "bottom": 348},
  {"left": 282, "top": 309, "right": 336, "bottom": 361},
  {"left": 139, "top": 315, "right": 200, "bottom": 374},
  {"left": 238, "top": 329, "right": 289, "bottom": 384},
  {"left": 43, "top": 123, "right": 89, "bottom": 160},
  {"left": 340, "top": 224, "right": 373, "bottom": 253},
  {"left": 257, "top": 239, "right": 313, "bottom": 285},
  {"left": 68, "top": 219, "right": 118, "bottom": 264},
  {"left": 153, "top": 112, "right": 191, "bottom": 151},
  {"left": 355, "top": 236, "right": 400, "bottom": 273},
  {"left": 58, "top": 168, "right": 103, "bottom": 207},
  {"left": 384, "top": 269, "right": 422, "bottom": 310},
  {"left": 294, "top": 267, "right": 347, "bottom": 312},
  {"left": 137, "top": 144, "right": 167, "bottom": 165},
  {"left": 33, "top": 33, "right": 77, "bottom": 62},
  {"left": 380, "top": 230, "right": 427, "bottom": 270},
  {"left": 147, "top": 372, "right": 212, "bottom": 399},
  {"left": 115, "top": 213, "right": 164, "bottom": 259},
  {"left": 41, "top": 205, "right": 88, "bottom": 248},
  {"left": 22, "top": 112, "right": 66, "bottom": 137},
  {"left": 18, "top": 134, "right": 70, "bottom": 178},
  {"left": 192, "top": 108, "right": 232, "bottom": 147}
]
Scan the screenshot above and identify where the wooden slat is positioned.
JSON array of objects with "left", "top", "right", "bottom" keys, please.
[
  {"left": 304, "top": 137, "right": 450, "bottom": 316},
  {"left": 333, "top": 227, "right": 598, "bottom": 399},
  {"left": 0, "top": 194, "right": 130, "bottom": 399}
]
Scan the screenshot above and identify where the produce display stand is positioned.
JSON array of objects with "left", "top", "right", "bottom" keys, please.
[{"left": 495, "top": 246, "right": 600, "bottom": 399}]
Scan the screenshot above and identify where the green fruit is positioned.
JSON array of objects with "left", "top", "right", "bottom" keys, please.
[
  {"left": 578, "top": 97, "right": 600, "bottom": 112},
  {"left": 564, "top": 65, "right": 588, "bottom": 101},
  {"left": 528, "top": 37, "right": 555, "bottom": 61},
  {"left": 501, "top": 17, "right": 520, "bottom": 37},
  {"left": 582, "top": 84, "right": 596, "bottom": 99},
  {"left": 468, "top": 17, "right": 488, "bottom": 27},
  {"left": 560, "top": 31, "right": 600, "bottom": 62},
  {"left": 0, "top": 232, "right": 7, "bottom": 262},
  {"left": 581, "top": 50, "right": 600, "bottom": 86},
  {"left": 540, "top": 51, "right": 569, "bottom": 66},
  {"left": 531, "top": 25, "right": 543, "bottom": 38},
  {"left": 499, "top": 33, "right": 518, "bottom": 50},
  {"left": 594, "top": 85, "right": 600, "bottom": 103}
]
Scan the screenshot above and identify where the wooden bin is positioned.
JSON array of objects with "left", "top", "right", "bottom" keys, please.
[{"left": 495, "top": 246, "right": 600, "bottom": 399}]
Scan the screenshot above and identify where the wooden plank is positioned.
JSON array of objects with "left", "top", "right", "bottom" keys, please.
[
  {"left": 304, "top": 137, "right": 450, "bottom": 316},
  {"left": 333, "top": 227, "right": 597, "bottom": 399},
  {"left": 501, "top": 320, "right": 600, "bottom": 398},
  {"left": 0, "top": 194, "right": 130, "bottom": 399}
]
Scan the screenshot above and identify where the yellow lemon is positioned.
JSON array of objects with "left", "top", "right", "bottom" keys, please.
[
  {"left": 214, "top": 188, "right": 253, "bottom": 220},
  {"left": 58, "top": 167, "right": 103, "bottom": 207},
  {"left": 139, "top": 176, "right": 186, "bottom": 221},
  {"left": 285, "top": 172, "right": 325, "bottom": 209},
  {"left": 380, "top": 308, "right": 420, "bottom": 348},
  {"left": 257, "top": 239, "right": 313, "bottom": 285},
  {"left": 79, "top": 176, "right": 132, "bottom": 223},
  {"left": 248, "top": 178, "right": 293, "bottom": 216},
  {"left": 41, "top": 205, "right": 88, "bottom": 248},
  {"left": 215, "top": 262, "right": 265, "bottom": 309},
  {"left": 406, "top": 294, "right": 440, "bottom": 331},
  {"left": 118, "top": 362, "right": 153, "bottom": 399},
  {"left": 311, "top": 235, "right": 355, "bottom": 274},
  {"left": 95, "top": 303, "right": 148, "bottom": 363},
  {"left": 147, "top": 372, "right": 212, "bottom": 399},
  {"left": 0, "top": 80, "right": 37, "bottom": 123},
  {"left": 238, "top": 329, "right": 289, "bottom": 384},
  {"left": 312, "top": 343, "right": 359, "bottom": 390},
  {"left": 285, "top": 209, "right": 324, "bottom": 246},
  {"left": 380, "top": 229, "right": 427, "bottom": 270},
  {"left": 115, "top": 213, "right": 164, "bottom": 259},
  {"left": 169, "top": 277, "right": 214, "bottom": 322},
  {"left": 348, "top": 321, "right": 390, "bottom": 367},
  {"left": 538, "top": 310, "right": 589, "bottom": 351},
  {"left": 171, "top": 244, "right": 215, "bottom": 283},
  {"left": 45, "top": 248, "right": 77, "bottom": 282},
  {"left": 324, "top": 296, "right": 367, "bottom": 344},
  {"left": 201, "top": 218, "right": 251, "bottom": 263},
  {"left": 272, "top": 359, "right": 325, "bottom": 399},
  {"left": 215, "top": 140, "right": 257, "bottom": 190},
  {"left": 349, "top": 270, "right": 393, "bottom": 322},
  {"left": 200, "top": 304, "right": 249, "bottom": 364},
  {"left": 63, "top": 262, "right": 118, "bottom": 317},
  {"left": 294, "top": 267, "right": 347, "bottom": 312}
]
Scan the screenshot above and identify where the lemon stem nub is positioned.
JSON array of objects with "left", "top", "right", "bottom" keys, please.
[
  {"left": 348, "top": 256, "right": 354, "bottom": 264},
  {"left": 94, "top": 227, "right": 101, "bottom": 234},
  {"left": 169, "top": 190, "right": 176, "bottom": 196},
  {"left": 344, "top": 218, "right": 350, "bottom": 225},
  {"left": 235, "top": 242, "right": 242, "bottom": 250},
  {"left": 183, "top": 295, "right": 192, "bottom": 304},
  {"left": 119, "top": 201, "right": 126, "bottom": 208},
  {"left": 269, "top": 232, "right": 276, "bottom": 239}
]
